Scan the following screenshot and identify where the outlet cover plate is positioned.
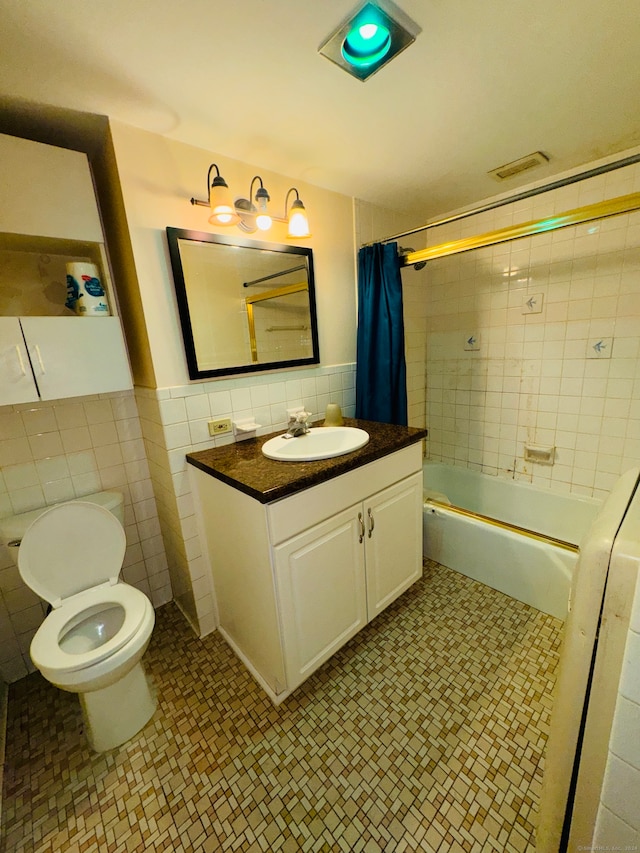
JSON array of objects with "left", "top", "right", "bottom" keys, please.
[{"left": 208, "top": 418, "right": 232, "bottom": 436}]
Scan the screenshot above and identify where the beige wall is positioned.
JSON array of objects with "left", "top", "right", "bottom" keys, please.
[{"left": 109, "top": 121, "right": 357, "bottom": 389}]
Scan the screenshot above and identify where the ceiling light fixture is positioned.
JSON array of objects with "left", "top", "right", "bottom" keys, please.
[
  {"left": 319, "top": 0, "right": 419, "bottom": 81},
  {"left": 191, "top": 164, "right": 311, "bottom": 238}
]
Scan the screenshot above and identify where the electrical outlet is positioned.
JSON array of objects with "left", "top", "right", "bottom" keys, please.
[{"left": 208, "top": 418, "right": 232, "bottom": 436}]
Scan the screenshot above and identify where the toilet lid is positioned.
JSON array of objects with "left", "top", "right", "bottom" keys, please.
[{"left": 18, "top": 501, "right": 127, "bottom": 606}]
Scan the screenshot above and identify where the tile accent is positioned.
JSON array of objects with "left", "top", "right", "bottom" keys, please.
[{"left": 2, "top": 562, "right": 563, "bottom": 853}]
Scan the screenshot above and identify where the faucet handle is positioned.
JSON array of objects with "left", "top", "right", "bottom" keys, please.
[{"left": 289, "top": 409, "right": 311, "bottom": 424}]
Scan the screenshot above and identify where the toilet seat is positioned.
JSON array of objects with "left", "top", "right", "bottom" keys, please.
[
  {"left": 18, "top": 501, "right": 127, "bottom": 607},
  {"left": 30, "top": 583, "right": 150, "bottom": 675}
]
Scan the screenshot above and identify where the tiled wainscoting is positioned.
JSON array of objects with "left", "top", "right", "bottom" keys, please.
[{"left": 0, "top": 390, "right": 171, "bottom": 683}]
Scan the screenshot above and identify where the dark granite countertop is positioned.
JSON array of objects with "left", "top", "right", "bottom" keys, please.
[{"left": 186, "top": 418, "right": 427, "bottom": 504}]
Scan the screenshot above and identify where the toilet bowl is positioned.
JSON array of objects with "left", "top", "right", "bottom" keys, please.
[{"left": 1, "top": 492, "right": 157, "bottom": 752}]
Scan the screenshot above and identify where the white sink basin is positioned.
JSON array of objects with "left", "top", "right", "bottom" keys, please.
[{"left": 262, "top": 426, "right": 369, "bottom": 462}]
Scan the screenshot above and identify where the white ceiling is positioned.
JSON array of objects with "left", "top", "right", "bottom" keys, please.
[{"left": 1, "top": 0, "right": 639, "bottom": 222}]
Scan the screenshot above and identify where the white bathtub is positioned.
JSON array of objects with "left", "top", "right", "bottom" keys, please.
[{"left": 423, "top": 462, "right": 603, "bottom": 620}]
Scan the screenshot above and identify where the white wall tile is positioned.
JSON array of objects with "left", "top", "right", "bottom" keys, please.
[
  {"left": 609, "top": 695, "right": 640, "bottom": 771},
  {"left": 209, "top": 389, "right": 232, "bottom": 414},
  {"left": 21, "top": 407, "right": 57, "bottom": 435},
  {"left": 619, "top": 631, "right": 640, "bottom": 705},
  {"left": 158, "top": 397, "right": 187, "bottom": 425},
  {"left": 594, "top": 805, "right": 638, "bottom": 849},
  {"left": 600, "top": 752, "right": 640, "bottom": 830}
]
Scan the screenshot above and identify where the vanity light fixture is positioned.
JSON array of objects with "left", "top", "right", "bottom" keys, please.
[
  {"left": 191, "top": 165, "right": 311, "bottom": 238},
  {"left": 204, "top": 163, "right": 240, "bottom": 227},
  {"left": 318, "top": 0, "right": 420, "bottom": 81},
  {"left": 285, "top": 188, "right": 312, "bottom": 238}
]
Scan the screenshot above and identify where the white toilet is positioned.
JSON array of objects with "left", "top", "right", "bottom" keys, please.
[{"left": 0, "top": 491, "right": 157, "bottom": 752}]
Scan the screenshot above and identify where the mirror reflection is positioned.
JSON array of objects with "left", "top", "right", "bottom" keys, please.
[{"left": 166, "top": 228, "right": 319, "bottom": 379}]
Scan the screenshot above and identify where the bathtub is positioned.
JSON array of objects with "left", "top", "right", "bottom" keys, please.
[{"left": 423, "top": 462, "right": 603, "bottom": 620}]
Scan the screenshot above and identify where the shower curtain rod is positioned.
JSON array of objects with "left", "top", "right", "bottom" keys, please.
[
  {"left": 401, "top": 190, "right": 640, "bottom": 266},
  {"left": 362, "top": 151, "right": 640, "bottom": 251}
]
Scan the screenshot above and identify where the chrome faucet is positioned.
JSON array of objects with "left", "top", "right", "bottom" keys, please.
[{"left": 284, "top": 410, "right": 312, "bottom": 438}]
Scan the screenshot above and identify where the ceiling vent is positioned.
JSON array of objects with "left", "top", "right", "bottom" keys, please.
[{"left": 489, "top": 151, "right": 549, "bottom": 181}]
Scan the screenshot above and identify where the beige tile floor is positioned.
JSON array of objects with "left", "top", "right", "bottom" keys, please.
[{"left": 2, "top": 560, "right": 563, "bottom": 852}]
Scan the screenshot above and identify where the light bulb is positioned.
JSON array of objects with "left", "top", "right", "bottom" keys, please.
[
  {"left": 287, "top": 199, "right": 311, "bottom": 238},
  {"left": 213, "top": 211, "right": 234, "bottom": 224},
  {"left": 209, "top": 178, "right": 239, "bottom": 226},
  {"left": 256, "top": 213, "right": 272, "bottom": 231},
  {"left": 254, "top": 187, "right": 272, "bottom": 231}
]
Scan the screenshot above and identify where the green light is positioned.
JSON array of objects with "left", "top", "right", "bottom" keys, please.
[{"left": 342, "top": 20, "right": 391, "bottom": 68}]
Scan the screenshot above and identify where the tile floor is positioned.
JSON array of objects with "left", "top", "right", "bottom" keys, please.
[{"left": 2, "top": 561, "right": 563, "bottom": 853}]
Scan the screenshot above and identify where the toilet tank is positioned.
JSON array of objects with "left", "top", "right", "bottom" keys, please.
[{"left": 0, "top": 491, "right": 125, "bottom": 565}]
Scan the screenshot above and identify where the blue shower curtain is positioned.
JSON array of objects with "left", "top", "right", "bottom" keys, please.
[{"left": 355, "top": 241, "right": 408, "bottom": 425}]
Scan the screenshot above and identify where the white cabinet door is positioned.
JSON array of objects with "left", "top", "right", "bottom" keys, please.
[
  {"left": 0, "top": 317, "right": 40, "bottom": 405},
  {"left": 20, "top": 317, "right": 132, "bottom": 400},
  {"left": 0, "top": 134, "right": 103, "bottom": 242},
  {"left": 364, "top": 473, "right": 424, "bottom": 620},
  {"left": 274, "top": 505, "right": 368, "bottom": 691}
]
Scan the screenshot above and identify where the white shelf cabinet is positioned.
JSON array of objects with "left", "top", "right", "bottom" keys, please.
[
  {"left": 0, "top": 133, "right": 103, "bottom": 242},
  {"left": 0, "top": 317, "right": 132, "bottom": 406},
  {"left": 0, "top": 133, "right": 133, "bottom": 405},
  {"left": 190, "top": 443, "right": 423, "bottom": 703}
]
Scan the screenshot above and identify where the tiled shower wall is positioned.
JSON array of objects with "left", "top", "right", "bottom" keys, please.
[
  {"left": 0, "top": 390, "right": 171, "bottom": 682},
  {"left": 421, "top": 159, "right": 640, "bottom": 500}
]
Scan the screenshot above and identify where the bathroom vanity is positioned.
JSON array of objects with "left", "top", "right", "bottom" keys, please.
[{"left": 187, "top": 419, "right": 426, "bottom": 703}]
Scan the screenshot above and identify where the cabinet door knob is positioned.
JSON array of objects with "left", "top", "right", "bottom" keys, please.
[
  {"left": 367, "top": 507, "right": 375, "bottom": 538},
  {"left": 358, "top": 512, "right": 365, "bottom": 544}
]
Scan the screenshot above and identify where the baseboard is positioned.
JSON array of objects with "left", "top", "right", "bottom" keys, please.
[
  {"left": 173, "top": 598, "right": 201, "bottom": 638},
  {"left": 217, "top": 626, "right": 289, "bottom": 706}
]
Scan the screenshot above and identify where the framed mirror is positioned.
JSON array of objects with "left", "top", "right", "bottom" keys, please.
[{"left": 166, "top": 228, "right": 320, "bottom": 379}]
